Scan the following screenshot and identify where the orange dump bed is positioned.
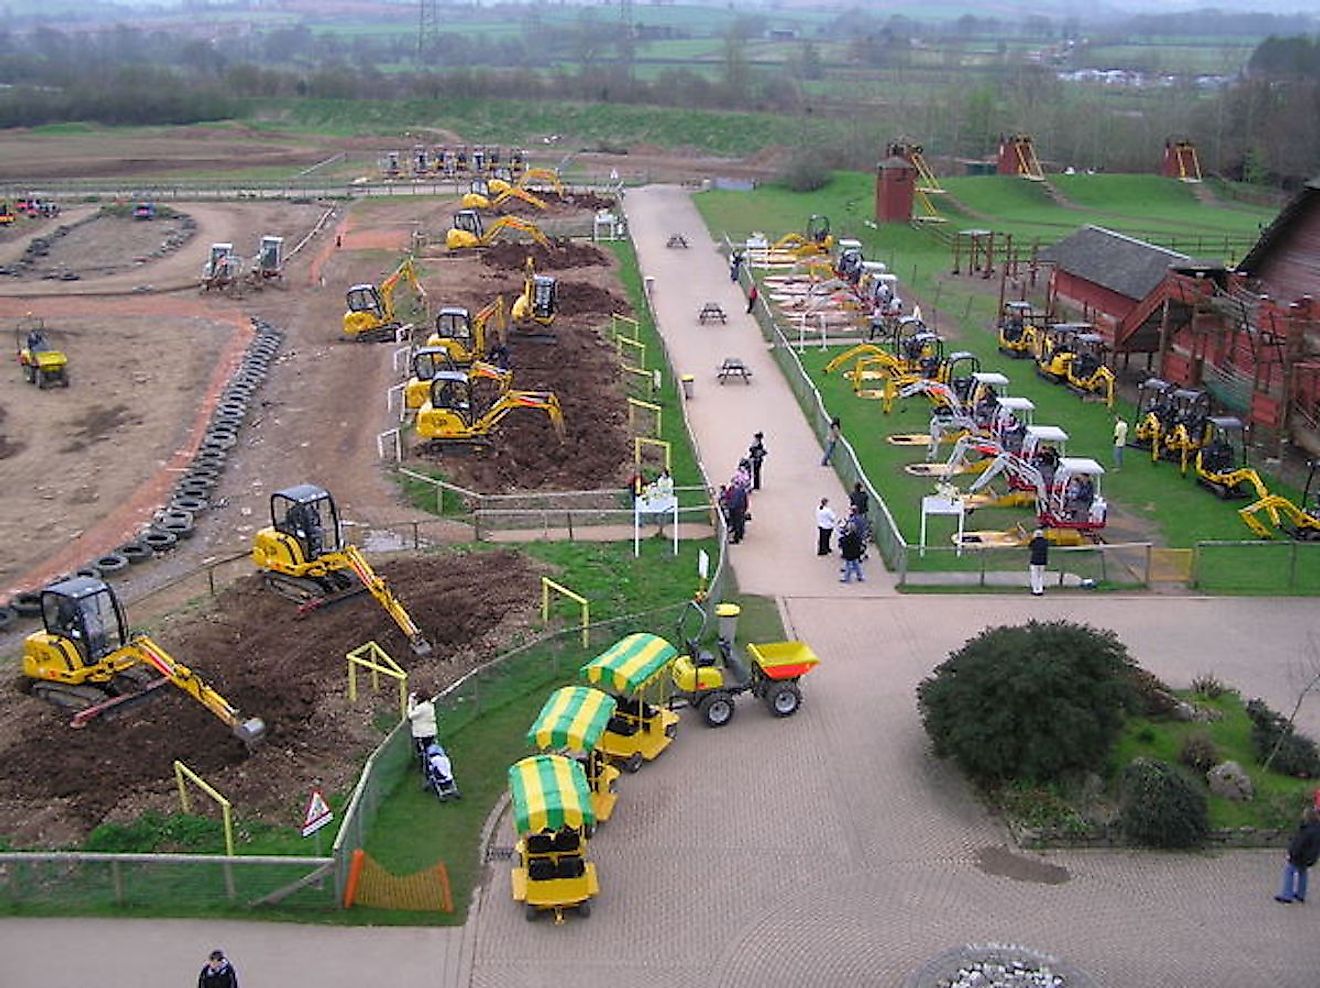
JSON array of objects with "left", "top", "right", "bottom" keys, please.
[{"left": 747, "top": 641, "right": 820, "bottom": 681}]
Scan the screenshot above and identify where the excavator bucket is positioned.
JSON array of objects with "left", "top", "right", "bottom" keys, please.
[{"left": 234, "top": 716, "right": 267, "bottom": 746}]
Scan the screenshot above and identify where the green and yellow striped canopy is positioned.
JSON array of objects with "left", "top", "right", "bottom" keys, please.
[
  {"left": 508, "top": 754, "right": 595, "bottom": 835},
  {"left": 580, "top": 633, "right": 677, "bottom": 694},
  {"left": 527, "top": 686, "right": 617, "bottom": 752}
]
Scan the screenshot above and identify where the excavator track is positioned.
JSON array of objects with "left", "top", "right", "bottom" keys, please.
[
  {"left": 30, "top": 682, "right": 108, "bottom": 711},
  {"left": 355, "top": 323, "right": 403, "bottom": 344},
  {"left": 264, "top": 572, "right": 367, "bottom": 611}
]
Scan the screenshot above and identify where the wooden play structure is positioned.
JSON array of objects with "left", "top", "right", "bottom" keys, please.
[
  {"left": 1161, "top": 139, "right": 1203, "bottom": 183},
  {"left": 997, "top": 134, "right": 1045, "bottom": 181}
]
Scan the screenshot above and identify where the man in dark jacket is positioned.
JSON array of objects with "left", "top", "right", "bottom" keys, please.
[
  {"left": 839, "top": 514, "right": 866, "bottom": 584},
  {"left": 1276, "top": 806, "right": 1320, "bottom": 903},
  {"left": 726, "top": 483, "right": 748, "bottom": 544},
  {"left": 1028, "top": 528, "right": 1049, "bottom": 597},
  {"left": 199, "top": 950, "right": 239, "bottom": 988},
  {"left": 748, "top": 432, "right": 768, "bottom": 490}
]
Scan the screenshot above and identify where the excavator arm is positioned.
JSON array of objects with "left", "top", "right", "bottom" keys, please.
[
  {"left": 476, "top": 391, "right": 566, "bottom": 441},
  {"left": 340, "top": 546, "right": 433, "bottom": 656},
  {"left": 1239, "top": 496, "right": 1289, "bottom": 539},
  {"left": 485, "top": 216, "right": 550, "bottom": 248},
  {"left": 824, "top": 343, "right": 888, "bottom": 375},
  {"left": 379, "top": 257, "right": 427, "bottom": 325},
  {"left": 130, "top": 637, "right": 265, "bottom": 745}
]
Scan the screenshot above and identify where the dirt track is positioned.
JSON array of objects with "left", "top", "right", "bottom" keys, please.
[{"left": 0, "top": 180, "right": 638, "bottom": 843}]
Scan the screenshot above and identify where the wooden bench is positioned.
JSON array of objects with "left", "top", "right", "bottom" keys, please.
[
  {"left": 717, "top": 358, "right": 752, "bottom": 385},
  {"left": 666, "top": 234, "right": 689, "bottom": 248},
  {"left": 698, "top": 302, "right": 727, "bottom": 324}
]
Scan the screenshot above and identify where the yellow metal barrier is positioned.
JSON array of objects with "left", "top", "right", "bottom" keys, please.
[
  {"left": 627, "top": 397, "right": 662, "bottom": 437},
  {"left": 173, "top": 760, "right": 235, "bottom": 857},
  {"left": 347, "top": 641, "right": 409, "bottom": 720},
  {"left": 617, "top": 335, "right": 646, "bottom": 372},
  {"left": 612, "top": 313, "right": 641, "bottom": 345},
  {"left": 541, "top": 577, "right": 589, "bottom": 648},
  {"left": 634, "top": 436, "right": 672, "bottom": 471}
]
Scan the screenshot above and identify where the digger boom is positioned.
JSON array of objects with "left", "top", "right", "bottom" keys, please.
[{"left": 340, "top": 545, "right": 432, "bottom": 656}]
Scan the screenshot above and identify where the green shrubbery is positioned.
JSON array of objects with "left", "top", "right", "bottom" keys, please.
[
  {"left": 916, "top": 620, "right": 1135, "bottom": 784},
  {"left": 1117, "top": 758, "right": 1209, "bottom": 848},
  {"left": 1246, "top": 698, "right": 1320, "bottom": 778}
]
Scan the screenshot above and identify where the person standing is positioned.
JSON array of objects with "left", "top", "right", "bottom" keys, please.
[
  {"left": 745, "top": 282, "right": 759, "bottom": 313},
  {"left": 816, "top": 497, "right": 837, "bottom": 556},
  {"left": 729, "top": 250, "right": 743, "bottom": 282},
  {"left": 1028, "top": 528, "right": 1049, "bottom": 597},
  {"left": 407, "top": 689, "right": 438, "bottom": 753},
  {"left": 1276, "top": 805, "right": 1320, "bottom": 903},
  {"left": 727, "top": 482, "right": 748, "bottom": 544},
  {"left": 821, "top": 417, "right": 841, "bottom": 467},
  {"left": 1112, "top": 415, "right": 1129, "bottom": 470},
  {"left": 748, "top": 432, "right": 768, "bottom": 490},
  {"left": 839, "top": 515, "right": 866, "bottom": 583},
  {"left": 198, "top": 950, "right": 238, "bottom": 988},
  {"left": 849, "top": 482, "right": 869, "bottom": 517}
]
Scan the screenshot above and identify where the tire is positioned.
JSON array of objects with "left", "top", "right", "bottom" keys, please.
[
  {"left": 700, "top": 691, "right": 736, "bottom": 728},
  {"left": 194, "top": 452, "right": 227, "bottom": 469},
  {"left": 0, "top": 606, "right": 16, "bottom": 632},
  {"left": 161, "top": 508, "right": 194, "bottom": 528},
  {"left": 94, "top": 552, "right": 129, "bottom": 575},
  {"left": 170, "top": 495, "right": 208, "bottom": 514},
  {"left": 622, "top": 752, "right": 644, "bottom": 774},
  {"left": 142, "top": 529, "right": 178, "bottom": 552},
  {"left": 577, "top": 900, "right": 592, "bottom": 918},
  {"left": 160, "top": 518, "right": 195, "bottom": 540},
  {"left": 765, "top": 681, "right": 803, "bottom": 718},
  {"left": 73, "top": 565, "right": 102, "bottom": 580},
  {"left": 524, "top": 904, "right": 539, "bottom": 922},
  {"left": 117, "top": 541, "right": 152, "bottom": 565},
  {"left": 9, "top": 591, "right": 43, "bottom": 618}
]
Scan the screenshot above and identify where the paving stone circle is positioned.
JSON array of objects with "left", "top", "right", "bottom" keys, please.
[{"left": 904, "top": 944, "right": 1097, "bottom": 988}]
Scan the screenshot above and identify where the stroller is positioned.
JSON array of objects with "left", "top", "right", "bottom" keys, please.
[{"left": 421, "top": 742, "right": 461, "bottom": 801}]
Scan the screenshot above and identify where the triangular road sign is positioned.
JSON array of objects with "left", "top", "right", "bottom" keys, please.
[{"left": 301, "top": 788, "right": 334, "bottom": 837}]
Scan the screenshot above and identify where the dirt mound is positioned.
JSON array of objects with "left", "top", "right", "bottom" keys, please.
[
  {"left": 557, "top": 281, "right": 629, "bottom": 318},
  {"left": 0, "top": 404, "right": 21, "bottom": 460},
  {"left": 482, "top": 241, "right": 608, "bottom": 272},
  {"left": 0, "top": 211, "right": 196, "bottom": 280},
  {"left": 0, "top": 550, "right": 541, "bottom": 841},
  {"left": 416, "top": 320, "right": 633, "bottom": 493},
  {"left": 565, "top": 192, "right": 617, "bottom": 212}
]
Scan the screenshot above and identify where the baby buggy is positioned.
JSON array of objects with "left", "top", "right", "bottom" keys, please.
[{"left": 421, "top": 742, "right": 462, "bottom": 801}]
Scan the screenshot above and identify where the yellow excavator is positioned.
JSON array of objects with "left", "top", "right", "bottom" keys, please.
[
  {"left": 511, "top": 257, "right": 557, "bottom": 339},
  {"left": 445, "top": 210, "right": 550, "bottom": 252},
  {"left": 426, "top": 295, "right": 508, "bottom": 364},
  {"left": 416, "top": 371, "right": 565, "bottom": 444},
  {"left": 461, "top": 178, "right": 547, "bottom": 212},
  {"left": 1196, "top": 417, "right": 1268, "bottom": 500},
  {"left": 22, "top": 577, "right": 265, "bottom": 744},
  {"left": 1155, "top": 388, "right": 1213, "bottom": 473},
  {"left": 343, "top": 256, "right": 428, "bottom": 342},
  {"left": 15, "top": 315, "right": 70, "bottom": 388},
  {"left": 405, "top": 348, "right": 511, "bottom": 411},
  {"left": 519, "top": 167, "right": 566, "bottom": 198},
  {"left": 997, "top": 300, "right": 1044, "bottom": 358},
  {"left": 1240, "top": 461, "right": 1320, "bottom": 539},
  {"left": 772, "top": 214, "right": 834, "bottom": 259},
  {"left": 251, "top": 485, "right": 432, "bottom": 656},
  {"left": 1035, "top": 322, "right": 1090, "bottom": 382},
  {"left": 1064, "top": 333, "right": 1116, "bottom": 408}
]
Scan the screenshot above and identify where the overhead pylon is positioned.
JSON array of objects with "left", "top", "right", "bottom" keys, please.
[
  {"left": 885, "top": 139, "right": 946, "bottom": 223},
  {"left": 1162, "top": 139, "right": 1202, "bottom": 183},
  {"left": 997, "top": 134, "right": 1044, "bottom": 181}
]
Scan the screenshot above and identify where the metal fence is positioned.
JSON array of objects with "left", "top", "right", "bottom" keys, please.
[
  {"left": 1192, "top": 540, "right": 1320, "bottom": 594},
  {"left": 0, "top": 852, "right": 336, "bottom": 913}
]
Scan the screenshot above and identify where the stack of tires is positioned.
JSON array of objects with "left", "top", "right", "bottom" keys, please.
[{"left": 1, "top": 319, "right": 284, "bottom": 634}]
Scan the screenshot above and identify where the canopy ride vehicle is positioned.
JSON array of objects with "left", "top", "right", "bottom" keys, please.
[
  {"left": 508, "top": 754, "right": 599, "bottom": 923},
  {"left": 997, "top": 300, "right": 1044, "bottom": 358},
  {"left": 580, "top": 633, "right": 679, "bottom": 773},
  {"left": 527, "top": 686, "right": 622, "bottom": 823},
  {"left": 15, "top": 316, "right": 69, "bottom": 388},
  {"left": 670, "top": 602, "right": 820, "bottom": 728}
]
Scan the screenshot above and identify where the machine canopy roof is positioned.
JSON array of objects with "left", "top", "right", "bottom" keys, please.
[
  {"left": 580, "top": 633, "right": 677, "bottom": 694},
  {"left": 527, "top": 687, "right": 617, "bottom": 752},
  {"left": 508, "top": 754, "right": 595, "bottom": 835}
]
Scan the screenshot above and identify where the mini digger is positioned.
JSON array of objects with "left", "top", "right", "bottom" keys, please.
[
  {"left": 461, "top": 177, "right": 547, "bottom": 212},
  {"left": 426, "top": 296, "right": 508, "bottom": 365},
  {"left": 15, "top": 315, "right": 69, "bottom": 388},
  {"left": 997, "top": 300, "right": 1044, "bottom": 358},
  {"left": 404, "top": 347, "right": 510, "bottom": 411},
  {"left": 511, "top": 257, "right": 557, "bottom": 339},
  {"left": 416, "top": 371, "right": 565, "bottom": 444},
  {"left": 21, "top": 577, "right": 265, "bottom": 745},
  {"left": 343, "top": 256, "right": 427, "bottom": 342},
  {"left": 445, "top": 210, "right": 549, "bottom": 252},
  {"left": 251, "top": 484, "right": 432, "bottom": 656},
  {"left": 1240, "top": 460, "right": 1320, "bottom": 541}
]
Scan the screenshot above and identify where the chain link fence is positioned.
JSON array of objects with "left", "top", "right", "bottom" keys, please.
[{"left": 1193, "top": 541, "right": 1320, "bottom": 593}]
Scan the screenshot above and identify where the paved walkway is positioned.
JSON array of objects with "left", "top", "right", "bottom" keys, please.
[{"left": 6, "top": 187, "right": 1320, "bottom": 986}]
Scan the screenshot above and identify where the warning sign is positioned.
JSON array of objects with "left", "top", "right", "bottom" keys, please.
[{"left": 301, "top": 789, "right": 334, "bottom": 838}]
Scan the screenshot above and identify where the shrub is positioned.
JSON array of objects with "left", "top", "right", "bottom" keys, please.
[
  {"left": 1126, "top": 666, "right": 1179, "bottom": 717},
  {"left": 778, "top": 152, "right": 830, "bottom": 193},
  {"left": 1190, "top": 672, "right": 1226, "bottom": 699},
  {"left": 916, "top": 620, "right": 1135, "bottom": 784},
  {"left": 1117, "top": 758, "right": 1209, "bottom": 849},
  {"left": 1246, "top": 697, "right": 1320, "bottom": 778},
  {"left": 1178, "top": 731, "right": 1221, "bottom": 774}
]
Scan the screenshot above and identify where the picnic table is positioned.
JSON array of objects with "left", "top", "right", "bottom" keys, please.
[
  {"left": 698, "top": 302, "right": 727, "bottom": 324},
  {"left": 667, "top": 234, "right": 689, "bottom": 248},
  {"left": 717, "top": 358, "right": 753, "bottom": 385}
]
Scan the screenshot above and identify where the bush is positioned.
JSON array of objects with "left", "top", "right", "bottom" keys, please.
[
  {"left": 778, "top": 152, "right": 830, "bottom": 193},
  {"left": 1246, "top": 698, "right": 1320, "bottom": 778},
  {"left": 916, "top": 620, "right": 1135, "bottom": 784},
  {"left": 1117, "top": 758, "right": 1208, "bottom": 848},
  {"left": 1178, "top": 731, "right": 1221, "bottom": 774},
  {"left": 1191, "top": 672, "right": 1226, "bottom": 699},
  {"left": 1126, "top": 666, "right": 1179, "bottom": 717}
]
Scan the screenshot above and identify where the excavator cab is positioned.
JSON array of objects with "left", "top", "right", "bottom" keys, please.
[
  {"left": 997, "top": 301, "right": 1041, "bottom": 357},
  {"left": 1037, "top": 323, "right": 1088, "bottom": 381},
  {"left": 405, "top": 346, "right": 460, "bottom": 410},
  {"left": 806, "top": 214, "right": 831, "bottom": 246},
  {"left": 432, "top": 307, "right": 478, "bottom": 352},
  {"left": 40, "top": 578, "right": 128, "bottom": 667},
  {"left": 512, "top": 257, "right": 557, "bottom": 331},
  {"left": 454, "top": 209, "right": 483, "bottom": 238},
  {"left": 269, "top": 484, "right": 343, "bottom": 565},
  {"left": 945, "top": 351, "right": 981, "bottom": 403},
  {"left": 834, "top": 241, "right": 864, "bottom": 284},
  {"left": 345, "top": 283, "right": 386, "bottom": 328},
  {"left": 1199, "top": 417, "right": 1244, "bottom": 475}
]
